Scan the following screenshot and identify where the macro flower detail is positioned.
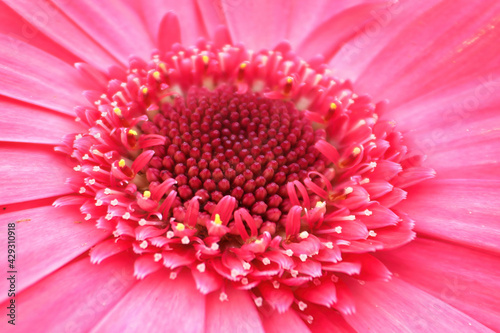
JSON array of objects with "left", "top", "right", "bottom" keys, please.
[
  {"left": 54, "top": 26, "right": 434, "bottom": 319},
  {"left": 1, "top": 0, "right": 500, "bottom": 332}
]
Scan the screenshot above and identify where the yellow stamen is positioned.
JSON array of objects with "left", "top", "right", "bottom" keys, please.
[
  {"left": 240, "top": 62, "right": 247, "bottom": 69},
  {"left": 352, "top": 147, "right": 361, "bottom": 156},
  {"left": 128, "top": 129, "right": 138, "bottom": 136},
  {"left": 142, "top": 87, "right": 148, "bottom": 94},
  {"left": 176, "top": 223, "right": 185, "bottom": 231},
  {"left": 118, "top": 159, "right": 126, "bottom": 168},
  {"left": 153, "top": 71, "right": 161, "bottom": 80},
  {"left": 214, "top": 214, "right": 222, "bottom": 225},
  {"left": 286, "top": 77, "right": 293, "bottom": 84},
  {"left": 143, "top": 190, "right": 151, "bottom": 199},
  {"left": 113, "top": 107, "right": 122, "bottom": 116},
  {"left": 202, "top": 55, "right": 209, "bottom": 65},
  {"left": 159, "top": 63, "right": 167, "bottom": 72},
  {"left": 315, "top": 201, "right": 326, "bottom": 208},
  {"left": 330, "top": 102, "right": 337, "bottom": 110}
]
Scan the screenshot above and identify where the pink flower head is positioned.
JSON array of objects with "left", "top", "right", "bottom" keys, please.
[{"left": 0, "top": 1, "right": 499, "bottom": 332}]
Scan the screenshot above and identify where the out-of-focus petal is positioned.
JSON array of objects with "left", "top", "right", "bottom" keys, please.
[
  {"left": 0, "top": 206, "right": 109, "bottom": 303},
  {"left": 378, "top": 238, "right": 500, "bottom": 331},
  {"left": 398, "top": 179, "right": 500, "bottom": 254},
  {"left": 90, "top": 270, "right": 205, "bottom": 332},
  {"left": 344, "top": 277, "right": 494, "bottom": 333},
  {"left": 0, "top": 254, "right": 136, "bottom": 333}
]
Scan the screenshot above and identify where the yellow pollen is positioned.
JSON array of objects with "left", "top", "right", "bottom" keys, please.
[
  {"left": 113, "top": 107, "right": 122, "bottom": 116},
  {"left": 128, "top": 129, "right": 138, "bottom": 136},
  {"left": 176, "top": 223, "right": 185, "bottom": 231},
  {"left": 255, "top": 238, "right": 263, "bottom": 244},
  {"left": 142, "top": 87, "right": 148, "bottom": 94},
  {"left": 352, "top": 147, "right": 361, "bottom": 156},
  {"left": 202, "top": 55, "right": 209, "bottom": 65},
  {"left": 315, "top": 201, "right": 326, "bottom": 208},
  {"left": 286, "top": 77, "right": 293, "bottom": 84},
  {"left": 330, "top": 102, "right": 337, "bottom": 110},
  {"left": 240, "top": 62, "right": 247, "bottom": 69},
  {"left": 159, "top": 63, "right": 167, "bottom": 72},
  {"left": 214, "top": 214, "right": 222, "bottom": 225},
  {"left": 118, "top": 159, "right": 126, "bottom": 168},
  {"left": 143, "top": 191, "right": 151, "bottom": 199},
  {"left": 153, "top": 71, "right": 161, "bottom": 80}
]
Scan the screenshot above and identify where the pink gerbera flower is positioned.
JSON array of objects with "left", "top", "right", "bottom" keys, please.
[{"left": 1, "top": 0, "right": 499, "bottom": 332}]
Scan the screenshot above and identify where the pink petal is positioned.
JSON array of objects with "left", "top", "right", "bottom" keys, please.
[
  {"left": 261, "top": 309, "right": 311, "bottom": 333},
  {"left": 0, "top": 145, "right": 75, "bottom": 205},
  {"left": 388, "top": 80, "right": 500, "bottom": 180},
  {"left": 52, "top": 0, "right": 154, "bottom": 62},
  {"left": 0, "top": 98, "right": 82, "bottom": 144},
  {"left": 1, "top": 254, "right": 135, "bottom": 332},
  {"left": 398, "top": 179, "right": 500, "bottom": 254},
  {"left": 206, "top": 286, "right": 265, "bottom": 333},
  {"left": 308, "top": 305, "right": 356, "bottom": 333},
  {"left": 329, "top": 0, "right": 442, "bottom": 81},
  {"left": 378, "top": 238, "right": 500, "bottom": 331},
  {"left": 344, "top": 277, "right": 493, "bottom": 333},
  {"left": 0, "top": 205, "right": 109, "bottom": 303},
  {"left": 3, "top": 0, "right": 119, "bottom": 70},
  {"left": 0, "top": 34, "right": 91, "bottom": 115},
  {"left": 218, "top": 0, "right": 290, "bottom": 51},
  {"left": 297, "top": 1, "right": 390, "bottom": 61},
  {"left": 91, "top": 270, "right": 205, "bottom": 332},
  {"left": 141, "top": 0, "right": 207, "bottom": 46},
  {"left": 0, "top": 2, "right": 79, "bottom": 65},
  {"left": 351, "top": 0, "right": 500, "bottom": 106}
]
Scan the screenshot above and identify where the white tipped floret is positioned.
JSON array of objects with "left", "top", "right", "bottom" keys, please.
[
  {"left": 139, "top": 240, "right": 148, "bottom": 249},
  {"left": 154, "top": 253, "right": 163, "bottom": 262},
  {"left": 243, "top": 262, "right": 251, "bottom": 270},
  {"left": 299, "top": 254, "right": 308, "bottom": 262},
  {"left": 262, "top": 258, "right": 271, "bottom": 265},
  {"left": 219, "top": 292, "right": 228, "bottom": 302},
  {"left": 197, "top": 263, "right": 206, "bottom": 273},
  {"left": 285, "top": 249, "right": 294, "bottom": 257},
  {"left": 273, "top": 281, "right": 280, "bottom": 289},
  {"left": 84, "top": 213, "right": 92, "bottom": 220},
  {"left": 369, "top": 230, "right": 377, "bottom": 237},
  {"left": 335, "top": 226, "right": 342, "bottom": 234},
  {"left": 181, "top": 236, "right": 190, "bottom": 244},
  {"left": 254, "top": 297, "right": 263, "bottom": 307},
  {"left": 110, "top": 199, "right": 119, "bottom": 206},
  {"left": 298, "top": 301, "right": 308, "bottom": 311}
]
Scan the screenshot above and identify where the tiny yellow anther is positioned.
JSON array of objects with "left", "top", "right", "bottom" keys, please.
[
  {"left": 214, "top": 214, "right": 222, "bottom": 225},
  {"left": 159, "top": 63, "right": 167, "bottom": 72},
  {"left": 352, "top": 147, "right": 361, "bottom": 156},
  {"left": 315, "top": 201, "right": 326, "bottom": 208},
  {"left": 128, "top": 129, "right": 138, "bottom": 136},
  {"left": 118, "top": 159, "right": 126, "bottom": 168},
  {"left": 153, "top": 71, "right": 161, "bottom": 80},
  {"left": 255, "top": 238, "right": 263, "bottom": 244},
  {"left": 286, "top": 77, "right": 293, "bottom": 84},
  {"left": 113, "top": 107, "right": 122, "bottom": 116},
  {"left": 176, "top": 223, "right": 185, "bottom": 231},
  {"left": 143, "top": 190, "right": 151, "bottom": 199},
  {"left": 142, "top": 87, "right": 148, "bottom": 94},
  {"left": 240, "top": 62, "right": 247, "bottom": 69},
  {"left": 202, "top": 55, "right": 209, "bottom": 65},
  {"left": 330, "top": 102, "right": 337, "bottom": 110}
]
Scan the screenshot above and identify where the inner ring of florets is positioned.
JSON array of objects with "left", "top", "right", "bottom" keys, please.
[
  {"left": 56, "top": 38, "right": 434, "bottom": 317},
  {"left": 140, "top": 85, "right": 326, "bottom": 242}
]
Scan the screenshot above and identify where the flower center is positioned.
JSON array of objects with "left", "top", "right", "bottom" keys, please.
[
  {"left": 143, "top": 85, "right": 325, "bottom": 240},
  {"left": 56, "top": 39, "right": 434, "bottom": 318}
]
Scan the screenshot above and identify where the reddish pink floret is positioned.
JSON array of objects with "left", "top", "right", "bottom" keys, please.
[{"left": 55, "top": 35, "right": 434, "bottom": 316}]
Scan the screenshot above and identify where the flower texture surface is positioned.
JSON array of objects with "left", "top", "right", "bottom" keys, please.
[{"left": 0, "top": 1, "right": 499, "bottom": 332}]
